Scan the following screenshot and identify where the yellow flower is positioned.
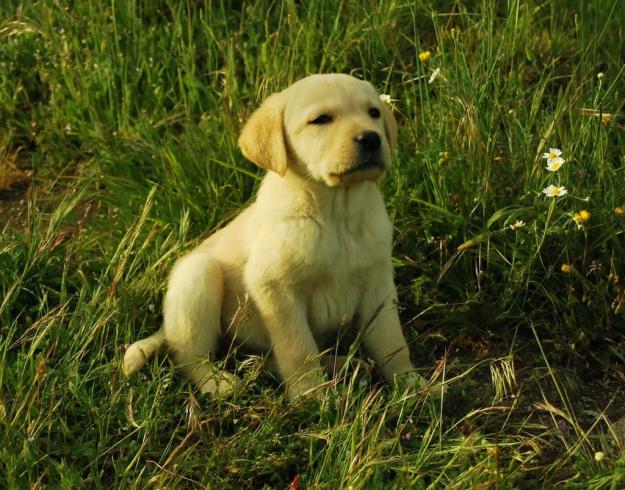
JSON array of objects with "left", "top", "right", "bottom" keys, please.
[
  {"left": 419, "top": 50, "right": 431, "bottom": 63},
  {"left": 561, "top": 263, "right": 573, "bottom": 273},
  {"left": 615, "top": 207, "right": 624, "bottom": 216},
  {"left": 594, "top": 451, "right": 605, "bottom": 462},
  {"left": 573, "top": 210, "right": 590, "bottom": 225},
  {"left": 509, "top": 220, "right": 526, "bottom": 230}
]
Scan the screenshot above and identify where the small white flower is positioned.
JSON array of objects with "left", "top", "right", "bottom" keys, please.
[
  {"left": 542, "top": 185, "right": 568, "bottom": 197},
  {"left": 64, "top": 124, "right": 72, "bottom": 132},
  {"left": 428, "top": 67, "right": 441, "bottom": 84},
  {"left": 546, "top": 157, "right": 565, "bottom": 171},
  {"left": 510, "top": 220, "right": 526, "bottom": 230},
  {"left": 379, "top": 94, "right": 392, "bottom": 104},
  {"left": 542, "top": 148, "right": 562, "bottom": 160},
  {"left": 594, "top": 451, "right": 605, "bottom": 462}
]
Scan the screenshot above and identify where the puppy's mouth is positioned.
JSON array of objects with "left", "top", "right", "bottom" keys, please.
[{"left": 331, "top": 161, "right": 386, "bottom": 185}]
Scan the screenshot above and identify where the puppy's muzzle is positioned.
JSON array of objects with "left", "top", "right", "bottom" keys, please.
[
  {"left": 354, "top": 131, "right": 381, "bottom": 152},
  {"left": 350, "top": 130, "right": 385, "bottom": 176},
  {"left": 329, "top": 131, "right": 386, "bottom": 185}
]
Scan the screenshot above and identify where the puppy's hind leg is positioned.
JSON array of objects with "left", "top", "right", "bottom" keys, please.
[{"left": 163, "top": 252, "right": 238, "bottom": 397}]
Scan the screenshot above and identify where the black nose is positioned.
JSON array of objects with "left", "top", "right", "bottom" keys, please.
[{"left": 354, "top": 131, "right": 381, "bottom": 151}]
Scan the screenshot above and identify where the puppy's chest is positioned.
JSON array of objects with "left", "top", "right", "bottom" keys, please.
[
  {"left": 310, "top": 215, "right": 387, "bottom": 275},
  {"left": 304, "top": 217, "right": 390, "bottom": 332}
]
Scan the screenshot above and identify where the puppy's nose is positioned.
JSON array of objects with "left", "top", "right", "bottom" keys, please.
[{"left": 354, "top": 131, "right": 381, "bottom": 151}]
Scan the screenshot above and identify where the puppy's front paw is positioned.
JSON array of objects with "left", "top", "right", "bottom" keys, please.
[
  {"left": 323, "top": 354, "right": 373, "bottom": 378},
  {"left": 396, "top": 371, "right": 446, "bottom": 398},
  {"left": 286, "top": 369, "right": 329, "bottom": 402},
  {"left": 424, "top": 380, "right": 447, "bottom": 398}
]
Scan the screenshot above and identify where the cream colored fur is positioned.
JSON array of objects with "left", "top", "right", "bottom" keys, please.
[{"left": 123, "top": 74, "right": 439, "bottom": 400}]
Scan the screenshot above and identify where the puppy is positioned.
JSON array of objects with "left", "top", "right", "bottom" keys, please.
[{"left": 123, "top": 74, "right": 436, "bottom": 400}]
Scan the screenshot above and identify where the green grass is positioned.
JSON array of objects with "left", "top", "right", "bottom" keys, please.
[{"left": 2, "top": 0, "right": 625, "bottom": 487}]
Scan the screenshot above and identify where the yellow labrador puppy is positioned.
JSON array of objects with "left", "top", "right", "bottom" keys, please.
[{"left": 123, "top": 74, "right": 434, "bottom": 400}]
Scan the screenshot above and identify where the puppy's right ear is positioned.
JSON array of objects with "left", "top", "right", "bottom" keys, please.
[{"left": 238, "top": 93, "right": 288, "bottom": 176}]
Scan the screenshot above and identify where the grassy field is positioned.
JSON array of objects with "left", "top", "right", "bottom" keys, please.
[{"left": 2, "top": 0, "right": 625, "bottom": 487}]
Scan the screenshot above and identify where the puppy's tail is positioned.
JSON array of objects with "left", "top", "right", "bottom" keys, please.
[{"left": 123, "top": 329, "right": 166, "bottom": 376}]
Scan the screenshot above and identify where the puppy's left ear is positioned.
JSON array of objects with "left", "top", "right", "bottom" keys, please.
[
  {"left": 238, "top": 92, "right": 288, "bottom": 176},
  {"left": 380, "top": 103, "right": 398, "bottom": 151}
]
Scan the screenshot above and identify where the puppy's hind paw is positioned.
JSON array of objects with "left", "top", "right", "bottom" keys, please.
[{"left": 197, "top": 370, "right": 240, "bottom": 398}]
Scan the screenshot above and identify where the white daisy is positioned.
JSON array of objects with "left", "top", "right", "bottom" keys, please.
[
  {"left": 542, "top": 148, "right": 562, "bottom": 160},
  {"left": 546, "top": 157, "right": 565, "bottom": 171},
  {"left": 542, "top": 185, "right": 568, "bottom": 197}
]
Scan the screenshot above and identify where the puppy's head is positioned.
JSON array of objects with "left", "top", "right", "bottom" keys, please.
[{"left": 238, "top": 74, "right": 397, "bottom": 186}]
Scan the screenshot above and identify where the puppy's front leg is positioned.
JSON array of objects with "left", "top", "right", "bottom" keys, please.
[
  {"left": 359, "top": 276, "right": 429, "bottom": 390},
  {"left": 251, "top": 288, "right": 324, "bottom": 400}
]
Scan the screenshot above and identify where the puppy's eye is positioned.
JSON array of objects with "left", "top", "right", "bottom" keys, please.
[
  {"left": 368, "top": 108, "right": 381, "bottom": 119},
  {"left": 309, "top": 114, "right": 333, "bottom": 125}
]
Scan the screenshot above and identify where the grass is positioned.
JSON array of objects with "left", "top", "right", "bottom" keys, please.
[{"left": 1, "top": 0, "right": 625, "bottom": 487}]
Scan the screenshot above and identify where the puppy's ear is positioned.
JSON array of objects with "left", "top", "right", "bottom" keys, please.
[
  {"left": 238, "top": 93, "right": 288, "bottom": 176},
  {"left": 380, "top": 103, "right": 398, "bottom": 151}
]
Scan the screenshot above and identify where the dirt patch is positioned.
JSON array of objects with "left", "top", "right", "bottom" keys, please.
[{"left": 0, "top": 150, "right": 32, "bottom": 231}]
